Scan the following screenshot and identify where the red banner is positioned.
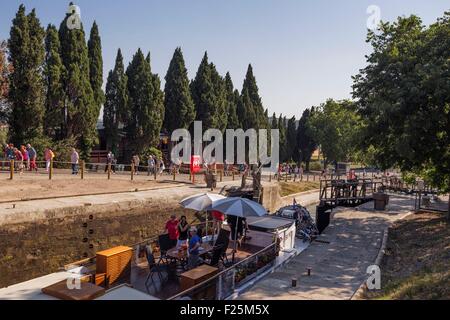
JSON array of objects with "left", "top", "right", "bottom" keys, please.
[{"left": 190, "top": 155, "right": 201, "bottom": 174}]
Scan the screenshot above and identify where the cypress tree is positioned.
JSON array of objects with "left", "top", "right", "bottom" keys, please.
[
  {"left": 210, "top": 63, "right": 227, "bottom": 131},
  {"left": 59, "top": 7, "right": 96, "bottom": 160},
  {"left": 224, "top": 72, "right": 239, "bottom": 129},
  {"left": 286, "top": 116, "right": 297, "bottom": 161},
  {"left": 163, "top": 47, "right": 195, "bottom": 132},
  {"left": 296, "top": 108, "right": 317, "bottom": 170},
  {"left": 240, "top": 88, "right": 257, "bottom": 130},
  {"left": 191, "top": 52, "right": 217, "bottom": 129},
  {"left": 241, "top": 64, "right": 266, "bottom": 130},
  {"left": 44, "top": 24, "right": 65, "bottom": 139},
  {"left": 103, "top": 49, "right": 128, "bottom": 154},
  {"left": 8, "top": 6, "right": 46, "bottom": 144},
  {"left": 0, "top": 40, "right": 11, "bottom": 122},
  {"left": 278, "top": 114, "right": 287, "bottom": 162},
  {"left": 271, "top": 112, "right": 278, "bottom": 129},
  {"left": 125, "top": 49, "right": 163, "bottom": 155},
  {"left": 88, "top": 21, "right": 104, "bottom": 121}
]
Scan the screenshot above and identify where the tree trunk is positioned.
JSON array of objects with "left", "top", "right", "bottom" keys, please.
[{"left": 447, "top": 191, "right": 450, "bottom": 221}]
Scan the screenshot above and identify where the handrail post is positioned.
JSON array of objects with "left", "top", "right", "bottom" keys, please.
[
  {"left": 107, "top": 163, "right": 111, "bottom": 180},
  {"left": 80, "top": 160, "right": 84, "bottom": 179},
  {"left": 219, "top": 170, "right": 223, "bottom": 182},
  {"left": 131, "top": 163, "right": 134, "bottom": 181},
  {"left": 173, "top": 168, "right": 176, "bottom": 181},
  {"left": 49, "top": 159, "right": 53, "bottom": 180},
  {"left": 10, "top": 160, "right": 14, "bottom": 180}
]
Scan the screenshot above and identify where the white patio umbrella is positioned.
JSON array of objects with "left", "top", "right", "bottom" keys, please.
[
  {"left": 180, "top": 193, "right": 226, "bottom": 211},
  {"left": 180, "top": 193, "right": 226, "bottom": 237},
  {"left": 210, "top": 197, "right": 268, "bottom": 262}
]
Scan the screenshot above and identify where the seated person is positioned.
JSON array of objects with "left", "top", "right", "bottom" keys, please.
[{"left": 187, "top": 227, "right": 203, "bottom": 269}]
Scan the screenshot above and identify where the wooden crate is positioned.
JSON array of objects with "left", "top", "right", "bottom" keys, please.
[
  {"left": 96, "top": 246, "right": 132, "bottom": 287},
  {"left": 180, "top": 265, "right": 218, "bottom": 299}
]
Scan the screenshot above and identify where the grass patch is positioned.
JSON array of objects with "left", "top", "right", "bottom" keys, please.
[
  {"left": 279, "top": 181, "right": 320, "bottom": 197},
  {"left": 363, "top": 212, "right": 450, "bottom": 300}
]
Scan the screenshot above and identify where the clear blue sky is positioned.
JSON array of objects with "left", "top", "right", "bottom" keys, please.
[{"left": 0, "top": 1, "right": 448, "bottom": 118}]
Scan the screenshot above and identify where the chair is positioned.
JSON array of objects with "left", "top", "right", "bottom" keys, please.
[
  {"left": 208, "top": 229, "right": 230, "bottom": 266},
  {"left": 145, "top": 246, "right": 167, "bottom": 292},
  {"left": 157, "top": 234, "right": 174, "bottom": 265}
]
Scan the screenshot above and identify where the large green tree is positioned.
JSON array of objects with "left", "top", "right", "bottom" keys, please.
[
  {"left": 59, "top": 8, "right": 96, "bottom": 159},
  {"left": 277, "top": 114, "right": 287, "bottom": 162},
  {"left": 103, "top": 49, "right": 128, "bottom": 155},
  {"left": 87, "top": 21, "right": 104, "bottom": 122},
  {"left": 163, "top": 47, "right": 195, "bottom": 132},
  {"left": 8, "top": 6, "right": 46, "bottom": 144},
  {"left": 308, "top": 99, "right": 360, "bottom": 169},
  {"left": 44, "top": 24, "right": 65, "bottom": 139},
  {"left": 125, "top": 49, "right": 164, "bottom": 156},
  {"left": 352, "top": 13, "right": 450, "bottom": 217}
]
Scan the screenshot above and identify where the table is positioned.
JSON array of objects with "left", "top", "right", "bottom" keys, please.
[{"left": 166, "top": 243, "right": 213, "bottom": 261}]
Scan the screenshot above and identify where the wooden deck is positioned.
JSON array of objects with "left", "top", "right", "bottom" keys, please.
[{"left": 128, "top": 230, "right": 274, "bottom": 299}]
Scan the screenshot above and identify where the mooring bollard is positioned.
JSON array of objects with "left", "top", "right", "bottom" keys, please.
[
  {"left": 10, "top": 160, "right": 14, "bottom": 180},
  {"left": 131, "top": 163, "right": 134, "bottom": 181},
  {"left": 107, "top": 163, "right": 111, "bottom": 180},
  {"left": 80, "top": 160, "right": 84, "bottom": 179},
  {"left": 292, "top": 278, "right": 297, "bottom": 287},
  {"left": 49, "top": 159, "right": 53, "bottom": 180}
]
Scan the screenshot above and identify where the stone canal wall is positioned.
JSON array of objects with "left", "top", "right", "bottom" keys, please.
[
  {"left": 0, "top": 195, "right": 196, "bottom": 288},
  {"left": 0, "top": 181, "right": 286, "bottom": 288}
]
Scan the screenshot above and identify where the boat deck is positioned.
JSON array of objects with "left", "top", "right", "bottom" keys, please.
[{"left": 129, "top": 229, "right": 274, "bottom": 299}]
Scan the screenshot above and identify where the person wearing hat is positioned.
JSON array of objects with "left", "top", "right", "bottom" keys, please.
[{"left": 188, "top": 226, "right": 202, "bottom": 269}]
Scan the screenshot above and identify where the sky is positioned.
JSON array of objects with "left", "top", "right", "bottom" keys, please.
[{"left": 0, "top": 1, "right": 448, "bottom": 118}]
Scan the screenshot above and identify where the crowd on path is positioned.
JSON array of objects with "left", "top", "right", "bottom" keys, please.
[{"left": 2, "top": 143, "right": 56, "bottom": 174}]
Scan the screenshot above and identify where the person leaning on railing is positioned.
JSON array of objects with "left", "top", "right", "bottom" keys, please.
[{"left": 71, "top": 148, "right": 79, "bottom": 175}]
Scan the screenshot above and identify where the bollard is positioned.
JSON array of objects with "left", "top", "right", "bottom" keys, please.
[
  {"left": 307, "top": 173, "right": 309, "bottom": 182},
  {"left": 292, "top": 278, "right": 297, "bottom": 288},
  {"left": 269, "top": 173, "right": 272, "bottom": 182},
  {"left": 219, "top": 170, "right": 223, "bottom": 182},
  {"left": 173, "top": 169, "right": 176, "bottom": 181},
  {"left": 49, "top": 159, "right": 53, "bottom": 180},
  {"left": 131, "top": 163, "right": 134, "bottom": 181},
  {"left": 154, "top": 167, "right": 157, "bottom": 180},
  {"left": 232, "top": 171, "right": 235, "bottom": 181},
  {"left": 80, "top": 160, "right": 84, "bottom": 179},
  {"left": 285, "top": 172, "right": 288, "bottom": 182},
  {"left": 307, "top": 268, "right": 311, "bottom": 276},
  {"left": 107, "top": 163, "right": 111, "bottom": 180},
  {"left": 10, "top": 160, "right": 14, "bottom": 180}
]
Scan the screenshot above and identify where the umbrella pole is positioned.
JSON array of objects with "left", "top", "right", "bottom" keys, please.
[
  {"left": 205, "top": 211, "right": 208, "bottom": 240},
  {"left": 232, "top": 219, "right": 239, "bottom": 263}
]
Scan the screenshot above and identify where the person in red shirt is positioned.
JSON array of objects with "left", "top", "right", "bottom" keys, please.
[{"left": 164, "top": 214, "right": 179, "bottom": 248}]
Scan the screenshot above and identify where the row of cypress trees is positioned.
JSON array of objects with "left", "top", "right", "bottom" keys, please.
[
  {"left": 6, "top": 4, "right": 280, "bottom": 162},
  {"left": 8, "top": 5, "right": 103, "bottom": 159},
  {"left": 103, "top": 48, "right": 272, "bottom": 159}
]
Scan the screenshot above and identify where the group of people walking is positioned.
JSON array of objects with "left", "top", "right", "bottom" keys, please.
[{"left": 2, "top": 143, "right": 55, "bottom": 174}]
